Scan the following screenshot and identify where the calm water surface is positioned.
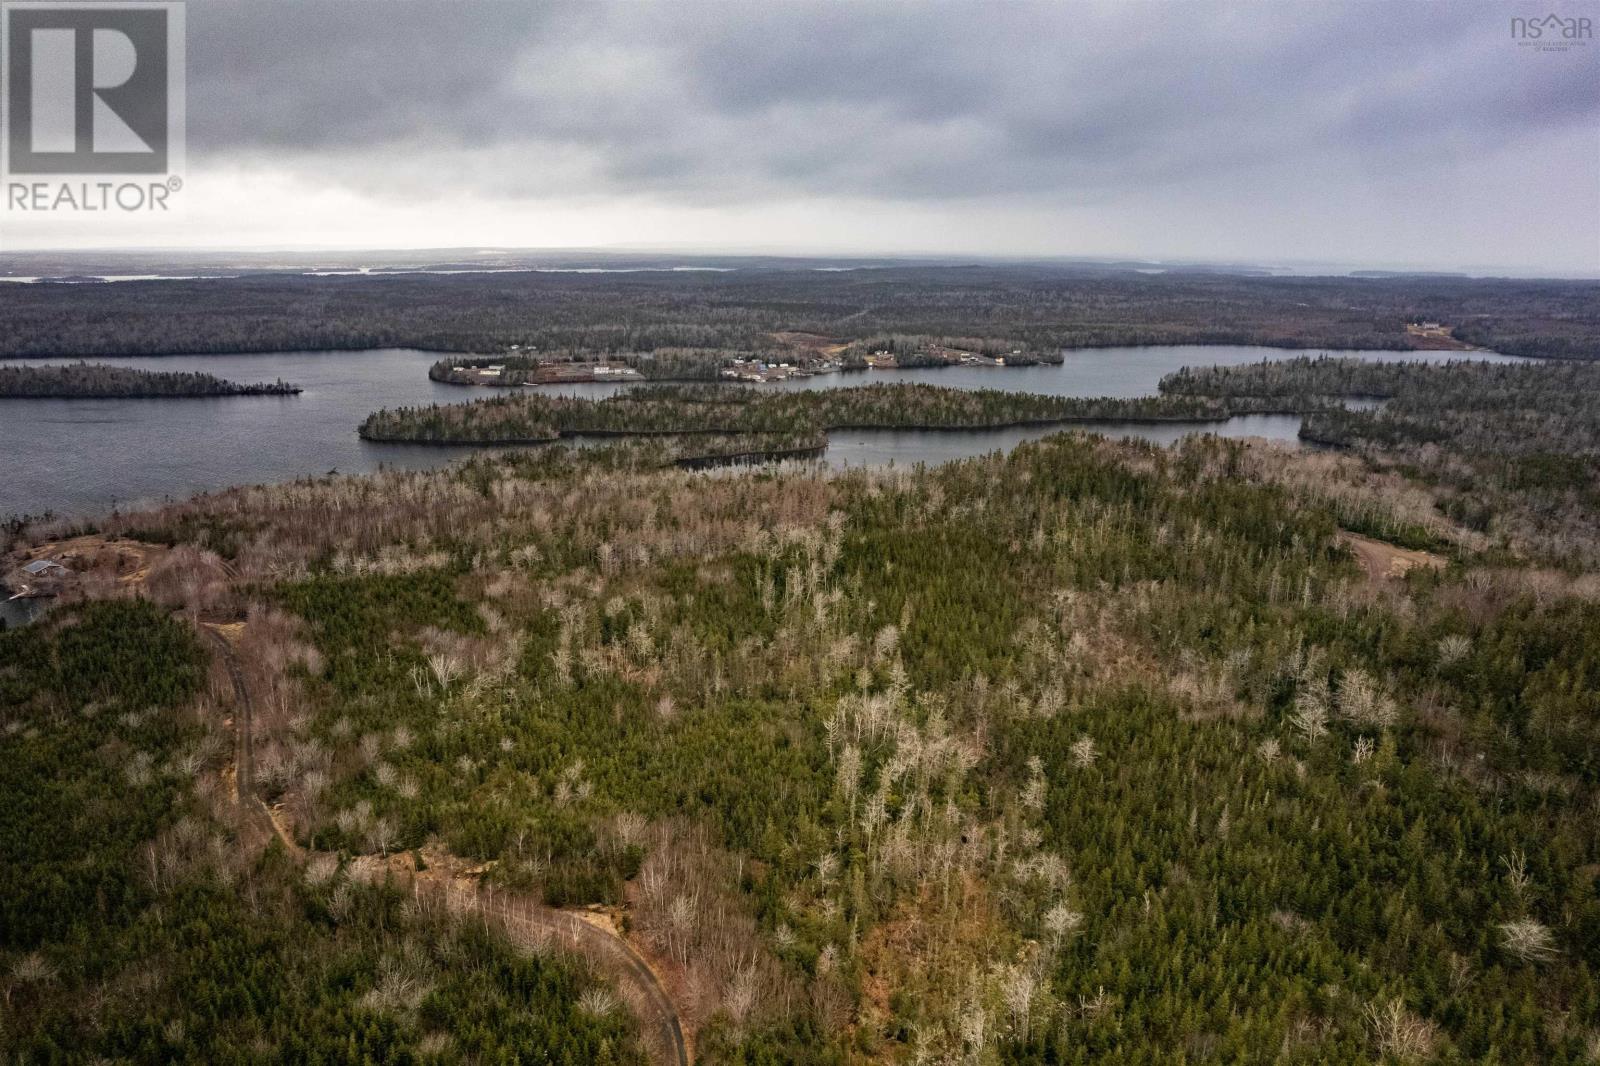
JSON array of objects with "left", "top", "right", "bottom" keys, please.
[
  {"left": 0, "top": 597, "right": 45, "bottom": 629},
  {"left": 0, "top": 345, "right": 1529, "bottom": 519}
]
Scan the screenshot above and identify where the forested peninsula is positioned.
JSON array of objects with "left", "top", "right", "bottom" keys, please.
[
  {"left": 0, "top": 362, "right": 301, "bottom": 398},
  {"left": 357, "top": 382, "right": 1245, "bottom": 444}
]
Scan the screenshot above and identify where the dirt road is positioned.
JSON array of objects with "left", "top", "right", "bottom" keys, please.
[
  {"left": 202, "top": 624, "right": 286, "bottom": 852},
  {"left": 1336, "top": 531, "right": 1446, "bottom": 582},
  {"left": 385, "top": 873, "right": 690, "bottom": 1066},
  {"left": 200, "top": 623, "right": 689, "bottom": 1066}
]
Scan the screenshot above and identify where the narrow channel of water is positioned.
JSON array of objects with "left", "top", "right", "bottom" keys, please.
[
  {"left": 819, "top": 414, "right": 1308, "bottom": 469},
  {"left": 0, "top": 345, "right": 1529, "bottom": 519}
]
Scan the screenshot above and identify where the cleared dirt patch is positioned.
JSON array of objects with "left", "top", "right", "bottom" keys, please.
[
  {"left": 1337, "top": 531, "right": 1446, "bottom": 582},
  {"left": 5, "top": 534, "right": 167, "bottom": 599},
  {"left": 769, "top": 330, "right": 849, "bottom": 356},
  {"left": 29, "top": 534, "right": 164, "bottom": 583},
  {"left": 1404, "top": 323, "right": 1479, "bottom": 351},
  {"left": 856, "top": 873, "right": 1011, "bottom": 1056}
]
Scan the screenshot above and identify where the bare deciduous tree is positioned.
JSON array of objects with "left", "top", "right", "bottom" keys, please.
[
  {"left": 1070, "top": 735, "right": 1099, "bottom": 769},
  {"left": 1498, "top": 919, "right": 1558, "bottom": 963},
  {"left": 1364, "top": 998, "right": 1439, "bottom": 1062}
]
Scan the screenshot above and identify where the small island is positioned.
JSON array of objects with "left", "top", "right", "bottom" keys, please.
[
  {"left": 359, "top": 381, "right": 1243, "bottom": 446},
  {"left": 0, "top": 362, "right": 302, "bottom": 398}
]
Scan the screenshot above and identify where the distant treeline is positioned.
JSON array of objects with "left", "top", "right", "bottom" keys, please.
[
  {"left": 0, "top": 362, "right": 301, "bottom": 398},
  {"left": 0, "top": 267, "right": 1595, "bottom": 359},
  {"left": 358, "top": 382, "right": 1238, "bottom": 444}
]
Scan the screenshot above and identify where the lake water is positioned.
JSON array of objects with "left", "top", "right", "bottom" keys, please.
[
  {"left": 0, "top": 596, "right": 46, "bottom": 630},
  {"left": 0, "top": 345, "right": 1529, "bottom": 519}
]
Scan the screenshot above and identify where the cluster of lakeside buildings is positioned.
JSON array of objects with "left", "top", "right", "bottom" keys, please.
[
  {"left": 447, "top": 361, "right": 644, "bottom": 385},
  {"left": 863, "top": 346, "right": 1019, "bottom": 370},
  {"left": 720, "top": 357, "right": 841, "bottom": 382},
  {"left": 440, "top": 341, "right": 1038, "bottom": 388}
]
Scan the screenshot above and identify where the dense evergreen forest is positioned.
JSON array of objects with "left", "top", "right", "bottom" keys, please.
[
  {"left": 0, "top": 362, "right": 301, "bottom": 398},
  {"left": 7, "top": 357, "right": 1599, "bottom": 1061},
  {"left": 358, "top": 382, "right": 1240, "bottom": 444},
  {"left": 0, "top": 599, "right": 638, "bottom": 1062},
  {"left": 0, "top": 265, "right": 1595, "bottom": 359},
  {"left": 1160, "top": 358, "right": 1600, "bottom": 565}
]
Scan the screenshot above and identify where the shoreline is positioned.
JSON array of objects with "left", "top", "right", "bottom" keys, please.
[
  {"left": 354, "top": 409, "right": 1309, "bottom": 447},
  {"left": 0, "top": 386, "right": 303, "bottom": 399},
  {"left": 0, "top": 339, "right": 1542, "bottom": 363}
]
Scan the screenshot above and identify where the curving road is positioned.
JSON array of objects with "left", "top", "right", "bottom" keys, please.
[
  {"left": 200, "top": 622, "right": 689, "bottom": 1066},
  {"left": 409, "top": 878, "right": 689, "bottom": 1066}
]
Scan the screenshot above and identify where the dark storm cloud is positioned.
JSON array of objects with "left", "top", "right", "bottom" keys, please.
[{"left": 185, "top": 0, "right": 1598, "bottom": 206}]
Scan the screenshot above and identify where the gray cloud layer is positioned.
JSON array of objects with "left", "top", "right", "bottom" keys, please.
[
  {"left": 20, "top": 1, "right": 1600, "bottom": 270},
  {"left": 185, "top": 2, "right": 1598, "bottom": 200}
]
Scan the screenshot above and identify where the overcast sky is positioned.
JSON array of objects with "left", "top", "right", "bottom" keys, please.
[{"left": 6, "top": 0, "right": 1599, "bottom": 274}]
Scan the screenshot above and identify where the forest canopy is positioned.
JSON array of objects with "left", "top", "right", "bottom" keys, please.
[
  {"left": 0, "top": 265, "right": 1595, "bottom": 359},
  {"left": 0, "top": 599, "right": 641, "bottom": 1064},
  {"left": 1160, "top": 357, "right": 1600, "bottom": 563},
  {"left": 8, "top": 392, "right": 1600, "bottom": 1061},
  {"left": 6, "top": 342, "right": 1600, "bottom": 1063},
  {"left": 357, "top": 382, "right": 1241, "bottom": 444}
]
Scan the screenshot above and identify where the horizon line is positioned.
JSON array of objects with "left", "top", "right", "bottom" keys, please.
[{"left": 0, "top": 244, "right": 1595, "bottom": 281}]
